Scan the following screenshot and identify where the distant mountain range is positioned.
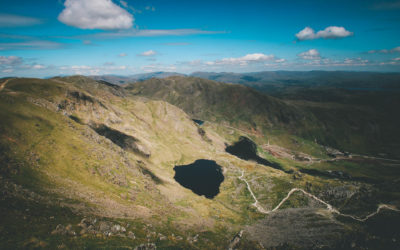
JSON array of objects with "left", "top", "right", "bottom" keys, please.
[
  {"left": 90, "top": 71, "right": 400, "bottom": 86},
  {"left": 90, "top": 71, "right": 185, "bottom": 84}
]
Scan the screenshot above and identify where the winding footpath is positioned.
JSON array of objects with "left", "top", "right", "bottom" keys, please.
[{"left": 238, "top": 170, "right": 400, "bottom": 222}]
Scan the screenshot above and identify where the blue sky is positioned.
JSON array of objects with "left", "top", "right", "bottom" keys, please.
[{"left": 0, "top": 0, "right": 400, "bottom": 77}]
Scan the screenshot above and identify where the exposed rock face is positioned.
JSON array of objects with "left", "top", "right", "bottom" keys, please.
[
  {"left": 245, "top": 208, "right": 348, "bottom": 249},
  {"left": 54, "top": 218, "right": 128, "bottom": 237},
  {"left": 51, "top": 224, "right": 76, "bottom": 236}
]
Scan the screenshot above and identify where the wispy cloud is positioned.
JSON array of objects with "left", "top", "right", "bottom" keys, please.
[
  {"left": 296, "top": 26, "right": 353, "bottom": 41},
  {"left": 175, "top": 53, "right": 286, "bottom": 72},
  {"left": 368, "top": 46, "right": 400, "bottom": 54},
  {"left": 0, "top": 56, "right": 23, "bottom": 65},
  {"left": 0, "top": 56, "right": 48, "bottom": 74},
  {"left": 0, "top": 14, "right": 42, "bottom": 27},
  {"left": 293, "top": 57, "right": 370, "bottom": 68},
  {"left": 60, "top": 64, "right": 128, "bottom": 75},
  {"left": 58, "top": 0, "right": 134, "bottom": 30},
  {"left": 0, "top": 32, "right": 64, "bottom": 51},
  {"left": 118, "top": 53, "right": 127, "bottom": 57},
  {"left": 379, "top": 57, "right": 400, "bottom": 65},
  {"left": 138, "top": 50, "right": 157, "bottom": 57},
  {"left": 84, "top": 29, "right": 226, "bottom": 39},
  {"left": 0, "top": 40, "right": 63, "bottom": 50},
  {"left": 141, "top": 63, "right": 176, "bottom": 72},
  {"left": 206, "top": 53, "right": 282, "bottom": 66}
]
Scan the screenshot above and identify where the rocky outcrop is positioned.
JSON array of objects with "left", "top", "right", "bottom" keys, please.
[
  {"left": 228, "top": 230, "right": 243, "bottom": 250},
  {"left": 134, "top": 243, "right": 156, "bottom": 250},
  {"left": 52, "top": 218, "right": 128, "bottom": 238}
]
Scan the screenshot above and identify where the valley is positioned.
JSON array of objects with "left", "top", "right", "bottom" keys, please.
[{"left": 0, "top": 75, "right": 400, "bottom": 249}]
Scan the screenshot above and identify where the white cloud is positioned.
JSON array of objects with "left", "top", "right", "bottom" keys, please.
[
  {"left": 141, "top": 64, "right": 176, "bottom": 72},
  {"left": 0, "top": 14, "right": 42, "bottom": 27},
  {"left": 379, "top": 57, "right": 400, "bottom": 65},
  {"left": 275, "top": 58, "right": 286, "bottom": 63},
  {"left": 32, "top": 64, "right": 46, "bottom": 69},
  {"left": 294, "top": 57, "right": 370, "bottom": 67},
  {"left": 296, "top": 26, "right": 353, "bottom": 41},
  {"left": 368, "top": 46, "right": 400, "bottom": 54},
  {"left": 298, "top": 49, "right": 321, "bottom": 60},
  {"left": 58, "top": 0, "right": 134, "bottom": 30},
  {"left": 138, "top": 50, "right": 157, "bottom": 56},
  {"left": 207, "top": 53, "right": 277, "bottom": 66},
  {"left": 63, "top": 64, "right": 128, "bottom": 75},
  {"left": 317, "top": 26, "right": 353, "bottom": 39},
  {"left": 295, "top": 27, "right": 315, "bottom": 41},
  {"left": 118, "top": 53, "right": 127, "bottom": 57},
  {"left": 343, "top": 58, "right": 369, "bottom": 65},
  {"left": 0, "top": 56, "right": 50, "bottom": 74},
  {"left": 177, "top": 54, "right": 285, "bottom": 72},
  {"left": 0, "top": 56, "right": 23, "bottom": 65}
]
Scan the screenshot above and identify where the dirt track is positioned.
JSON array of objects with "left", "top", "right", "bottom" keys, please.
[
  {"left": 0, "top": 78, "right": 12, "bottom": 92},
  {"left": 238, "top": 169, "right": 400, "bottom": 222}
]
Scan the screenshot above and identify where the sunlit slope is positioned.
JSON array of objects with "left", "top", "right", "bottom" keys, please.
[{"left": 0, "top": 77, "right": 264, "bottom": 248}]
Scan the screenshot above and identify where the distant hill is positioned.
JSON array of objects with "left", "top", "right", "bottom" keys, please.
[
  {"left": 92, "top": 71, "right": 400, "bottom": 92},
  {"left": 190, "top": 71, "right": 400, "bottom": 94},
  {"left": 91, "top": 72, "right": 185, "bottom": 85}
]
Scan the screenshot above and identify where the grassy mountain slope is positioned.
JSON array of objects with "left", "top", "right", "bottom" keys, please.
[
  {"left": 189, "top": 72, "right": 400, "bottom": 157},
  {"left": 127, "top": 76, "right": 322, "bottom": 139},
  {"left": 1, "top": 76, "right": 399, "bottom": 249},
  {"left": 0, "top": 76, "right": 258, "bottom": 248}
]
